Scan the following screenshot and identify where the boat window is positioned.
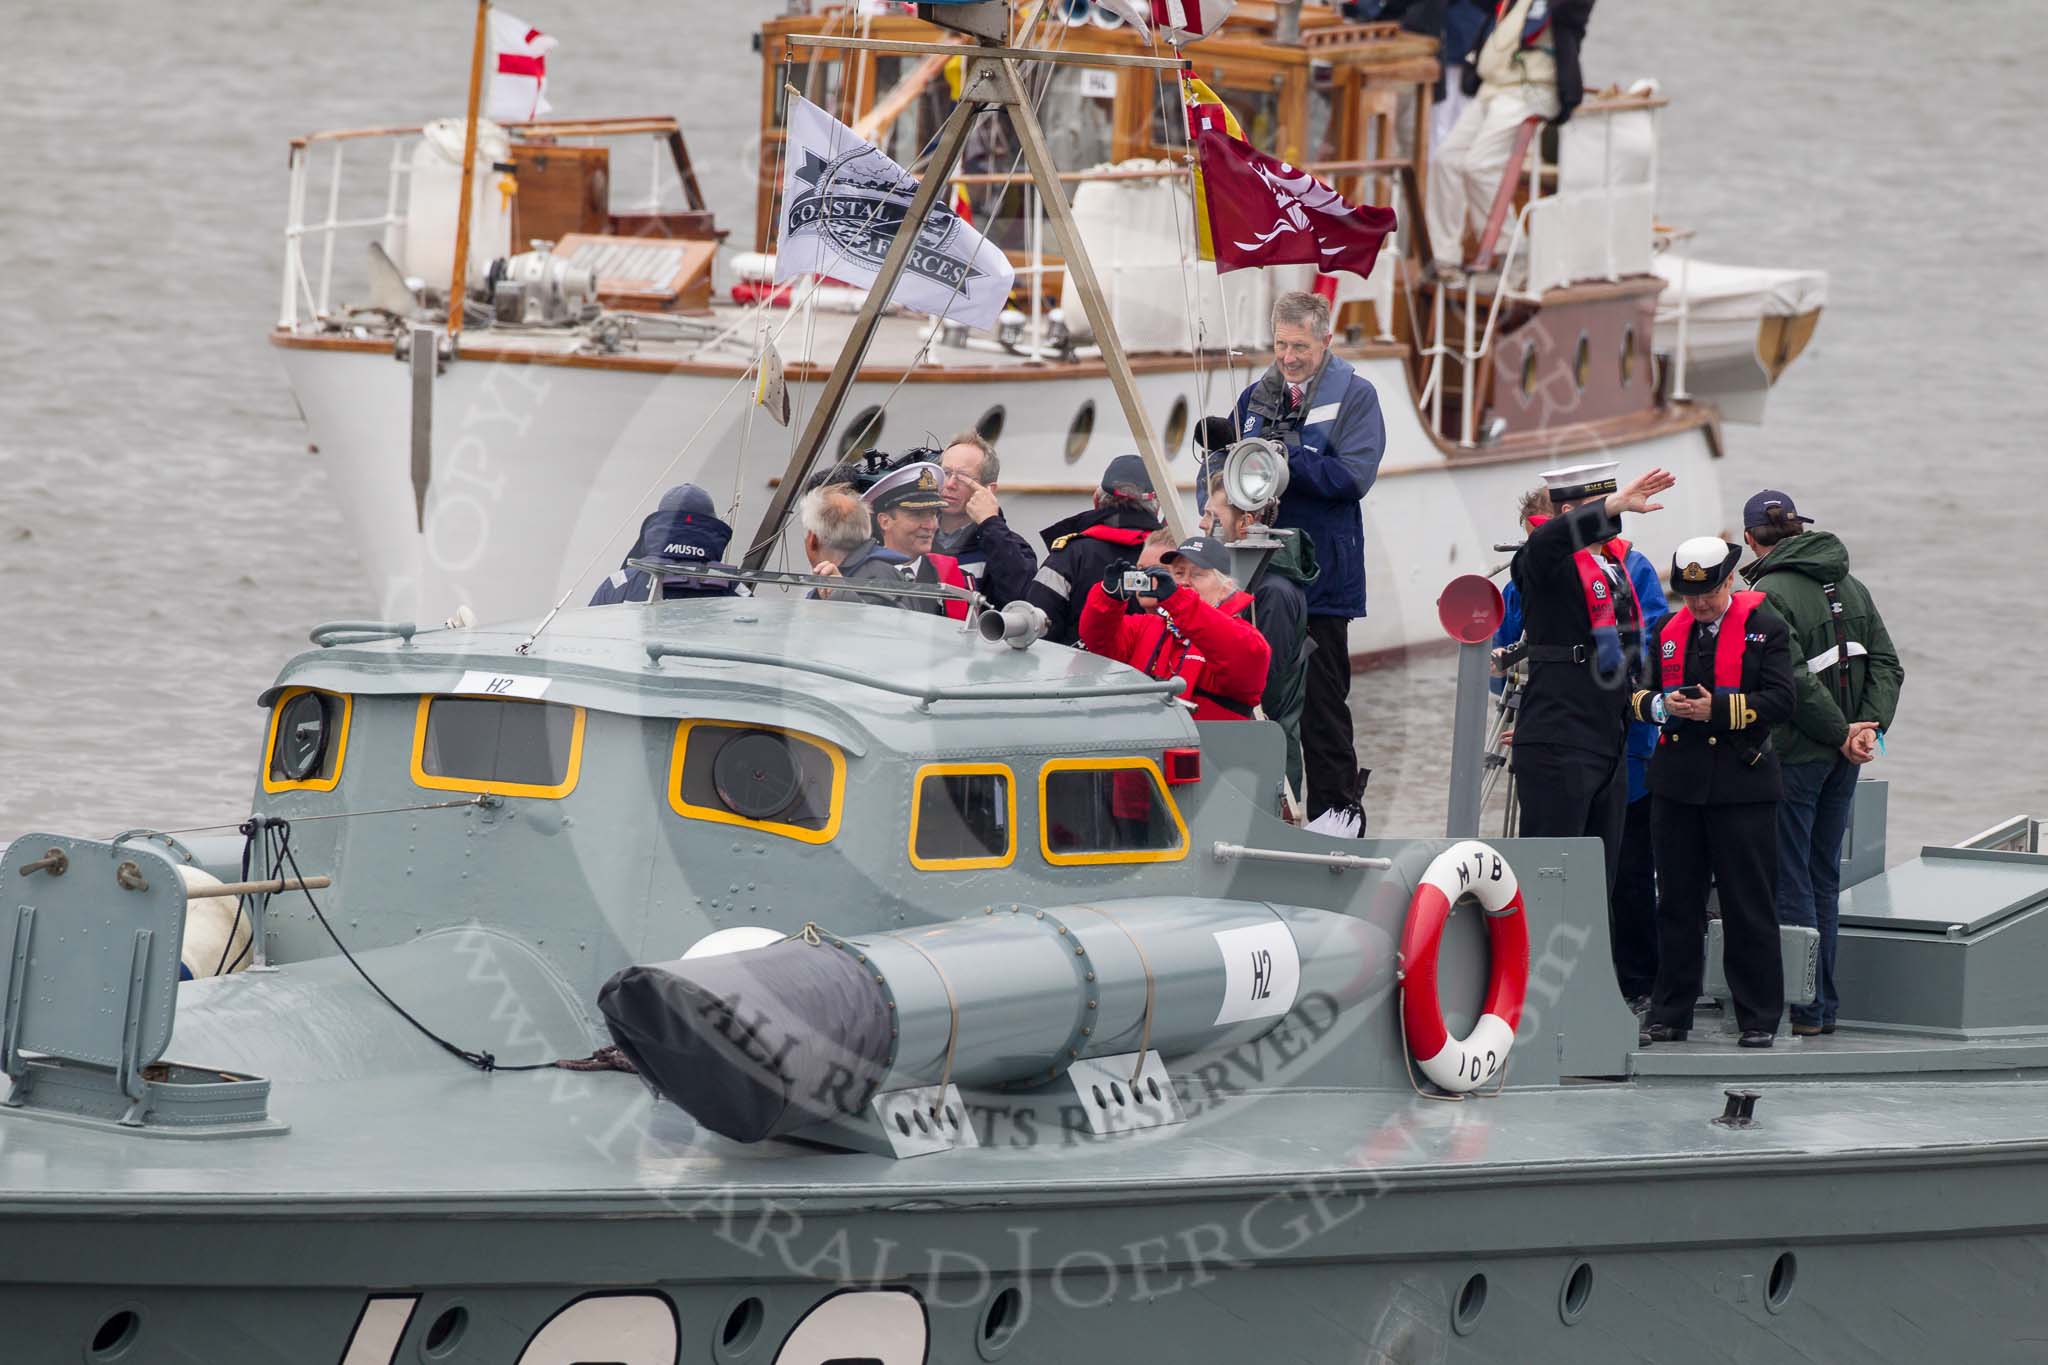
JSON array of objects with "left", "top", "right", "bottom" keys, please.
[
  {"left": 1039, "top": 759, "right": 1189, "bottom": 866},
  {"left": 910, "top": 765, "right": 1016, "bottom": 870},
  {"left": 412, "top": 697, "right": 585, "bottom": 799},
  {"left": 264, "top": 687, "right": 351, "bottom": 793},
  {"left": 838, "top": 406, "right": 885, "bottom": 460},
  {"left": 670, "top": 720, "right": 845, "bottom": 844},
  {"left": 1573, "top": 333, "right": 1591, "bottom": 391},
  {"left": 1519, "top": 343, "right": 1538, "bottom": 398},
  {"left": 1065, "top": 400, "right": 1095, "bottom": 463},
  {"left": 976, "top": 405, "right": 1007, "bottom": 445},
  {"left": 1620, "top": 326, "right": 1638, "bottom": 387},
  {"left": 1163, "top": 395, "right": 1190, "bottom": 456}
]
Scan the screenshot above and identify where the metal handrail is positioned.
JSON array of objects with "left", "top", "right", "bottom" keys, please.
[{"left": 643, "top": 641, "right": 1184, "bottom": 707}]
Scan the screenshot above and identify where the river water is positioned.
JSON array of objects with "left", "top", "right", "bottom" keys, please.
[{"left": 3, "top": 0, "right": 2043, "bottom": 858}]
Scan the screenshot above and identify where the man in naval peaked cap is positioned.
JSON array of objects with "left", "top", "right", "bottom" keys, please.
[
  {"left": 857, "top": 460, "right": 972, "bottom": 620},
  {"left": 1627, "top": 534, "right": 1798, "bottom": 1048},
  {"left": 1506, "top": 460, "right": 1673, "bottom": 981}
]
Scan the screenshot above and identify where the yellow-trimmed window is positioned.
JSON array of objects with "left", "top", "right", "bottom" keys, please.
[
  {"left": 909, "top": 764, "right": 1016, "bottom": 871},
  {"left": 669, "top": 720, "right": 845, "bottom": 844},
  {"left": 1038, "top": 758, "right": 1189, "bottom": 866},
  {"left": 263, "top": 687, "right": 352, "bottom": 793},
  {"left": 411, "top": 696, "right": 586, "bottom": 799}
]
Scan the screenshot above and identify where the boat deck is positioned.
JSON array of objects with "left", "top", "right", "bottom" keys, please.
[{"left": 8, "top": 1044, "right": 2048, "bottom": 1215}]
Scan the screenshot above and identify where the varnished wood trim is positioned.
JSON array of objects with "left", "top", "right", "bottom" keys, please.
[{"left": 267, "top": 328, "right": 1408, "bottom": 384}]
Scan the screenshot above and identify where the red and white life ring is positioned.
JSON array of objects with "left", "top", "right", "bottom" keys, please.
[{"left": 1398, "top": 840, "right": 1530, "bottom": 1093}]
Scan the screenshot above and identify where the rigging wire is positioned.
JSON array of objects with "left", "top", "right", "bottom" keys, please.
[{"left": 267, "top": 819, "right": 553, "bottom": 1073}]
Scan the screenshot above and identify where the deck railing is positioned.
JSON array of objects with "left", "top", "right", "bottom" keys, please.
[
  {"left": 277, "top": 118, "right": 693, "bottom": 330},
  {"left": 1416, "top": 92, "right": 1694, "bottom": 447}
]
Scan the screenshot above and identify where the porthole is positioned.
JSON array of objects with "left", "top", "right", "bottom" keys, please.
[
  {"left": 712, "top": 730, "right": 804, "bottom": 822},
  {"left": 1767, "top": 1251, "right": 1797, "bottom": 1313},
  {"left": 1559, "top": 1259, "right": 1594, "bottom": 1324},
  {"left": 976, "top": 405, "right": 1006, "bottom": 444},
  {"left": 978, "top": 1286, "right": 1024, "bottom": 1360},
  {"left": 88, "top": 1309, "right": 141, "bottom": 1360},
  {"left": 1451, "top": 1272, "right": 1487, "bottom": 1335},
  {"left": 837, "top": 405, "right": 885, "bottom": 460},
  {"left": 1064, "top": 399, "right": 1096, "bottom": 463},
  {"left": 1163, "top": 394, "right": 1190, "bottom": 456},
  {"left": 1620, "top": 325, "right": 1638, "bottom": 388},
  {"left": 265, "top": 687, "right": 351, "bottom": 793},
  {"left": 1518, "top": 345, "right": 1537, "bottom": 398},
  {"left": 422, "top": 1305, "right": 468, "bottom": 1359},
  {"left": 275, "top": 691, "right": 329, "bottom": 781},
  {"left": 1572, "top": 333, "right": 1591, "bottom": 391},
  {"left": 718, "top": 1296, "right": 765, "bottom": 1359}
]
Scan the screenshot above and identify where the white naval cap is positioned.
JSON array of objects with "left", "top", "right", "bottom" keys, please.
[
  {"left": 861, "top": 461, "right": 947, "bottom": 513},
  {"left": 1539, "top": 461, "right": 1620, "bottom": 502},
  {"left": 1670, "top": 535, "right": 1742, "bottom": 596}
]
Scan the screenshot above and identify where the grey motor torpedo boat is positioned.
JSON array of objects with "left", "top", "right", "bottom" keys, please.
[{"left": 5, "top": 592, "right": 2048, "bottom": 1365}]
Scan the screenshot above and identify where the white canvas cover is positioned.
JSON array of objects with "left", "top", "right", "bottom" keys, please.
[{"left": 1055, "top": 161, "right": 1407, "bottom": 353}]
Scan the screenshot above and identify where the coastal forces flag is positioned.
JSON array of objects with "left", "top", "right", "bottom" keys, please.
[
  {"left": 487, "top": 11, "right": 556, "bottom": 123},
  {"left": 775, "top": 94, "right": 1016, "bottom": 331},
  {"left": 1187, "top": 92, "right": 1396, "bottom": 279}
]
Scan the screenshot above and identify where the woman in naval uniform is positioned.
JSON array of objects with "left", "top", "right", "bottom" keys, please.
[{"left": 1630, "top": 537, "right": 1798, "bottom": 1049}]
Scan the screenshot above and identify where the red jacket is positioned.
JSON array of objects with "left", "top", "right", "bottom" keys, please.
[{"left": 1080, "top": 582, "right": 1272, "bottom": 720}]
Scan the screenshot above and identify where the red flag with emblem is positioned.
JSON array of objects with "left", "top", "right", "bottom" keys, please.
[{"left": 1191, "top": 127, "right": 1396, "bottom": 279}]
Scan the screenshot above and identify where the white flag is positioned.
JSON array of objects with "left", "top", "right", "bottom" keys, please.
[
  {"left": 774, "top": 95, "right": 1017, "bottom": 332},
  {"left": 487, "top": 11, "right": 556, "bottom": 124}
]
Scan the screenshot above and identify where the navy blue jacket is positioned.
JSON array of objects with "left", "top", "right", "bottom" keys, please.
[
  {"left": 1233, "top": 354, "right": 1386, "bottom": 618},
  {"left": 589, "top": 506, "right": 741, "bottom": 604},
  {"left": 933, "top": 511, "right": 1039, "bottom": 608}
]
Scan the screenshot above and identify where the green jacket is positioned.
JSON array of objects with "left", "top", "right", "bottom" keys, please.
[{"left": 1739, "top": 531, "right": 1904, "bottom": 768}]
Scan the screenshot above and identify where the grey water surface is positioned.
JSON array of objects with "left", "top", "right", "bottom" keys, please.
[{"left": 2, "top": 0, "right": 2042, "bottom": 854}]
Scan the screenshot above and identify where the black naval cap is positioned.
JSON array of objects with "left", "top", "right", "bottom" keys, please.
[{"left": 1669, "top": 535, "right": 1743, "bottom": 596}]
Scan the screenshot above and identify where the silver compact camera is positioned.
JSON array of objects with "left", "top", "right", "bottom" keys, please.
[{"left": 1120, "top": 569, "right": 1153, "bottom": 596}]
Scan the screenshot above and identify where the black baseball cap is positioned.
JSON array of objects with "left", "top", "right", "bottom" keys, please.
[
  {"left": 1162, "top": 534, "right": 1231, "bottom": 575},
  {"left": 1100, "top": 454, "right": 1155, "bottom": 496},
  {"left": 1743, "top": 488, "right": 1815, "bottom": 531}
]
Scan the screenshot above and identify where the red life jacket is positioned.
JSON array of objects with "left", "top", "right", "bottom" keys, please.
[
  {"left": 1527, "top": 515, "right": 1642, "bottom": 671},
  {"left": 1144, "top": 590, "right": 1259, "bottom": 720},
  {"left": 1660, "top": 591, "right": 1765, "bottom": 691},
  {"left": 925, "top": 553, "right": 970, "bottom": 621},
  {"left": 1072, "top": 524, "right": 1152, "bottom": 550}
]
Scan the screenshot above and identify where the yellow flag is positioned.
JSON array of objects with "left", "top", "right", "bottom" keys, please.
[{"left": 1180, "top": 75, "right": 1243, "bottom": 262}]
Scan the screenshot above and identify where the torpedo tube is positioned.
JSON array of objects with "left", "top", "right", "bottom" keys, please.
[{"left": 598, "top": 899, "right": 1386, "bottom": 1143}]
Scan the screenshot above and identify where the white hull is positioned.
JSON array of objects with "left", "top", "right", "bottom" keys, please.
[{"left": 279, "top": 344, "right": 1723, "bottom": 657}]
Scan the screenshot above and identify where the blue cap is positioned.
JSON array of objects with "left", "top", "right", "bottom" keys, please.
[
  {"left": 1100, "top": 454, "right": 1154, "bottom": 496},
  {"left": 657, "top": 484, "right": 718, "bottom": 518},
  {"left": 1742, "top": 488, "right": 1815, "bottom": 531}
]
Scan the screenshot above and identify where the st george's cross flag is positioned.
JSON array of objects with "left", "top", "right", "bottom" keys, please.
[
  {"left": 1153, "top": 0, "right": 1234, "bottom": 41},
  {"left": 1189, "top": 116, "right": 1397, "bottom": 279},
  {"left": 487, "top": 11, "right": 557, "bottom": 124},
  {"left": 774, "top": 95, "right": 1016, "bottom": 331}
]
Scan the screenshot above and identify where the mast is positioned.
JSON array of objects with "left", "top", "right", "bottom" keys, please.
[
  {"left": 447, "top": 0, "right": 492, "bottom": 339},
  {"left": 741, "top": 4, "right": 1192, "bottom": 569}
]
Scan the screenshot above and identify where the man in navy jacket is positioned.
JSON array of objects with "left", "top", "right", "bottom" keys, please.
[{"left": 1231, "top": 290, "right": 1386, "bottom": 823}]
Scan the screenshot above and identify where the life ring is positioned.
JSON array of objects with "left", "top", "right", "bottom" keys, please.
[{"left": 1398, "top": 840, "right": 1530, "bottom": 1093}]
